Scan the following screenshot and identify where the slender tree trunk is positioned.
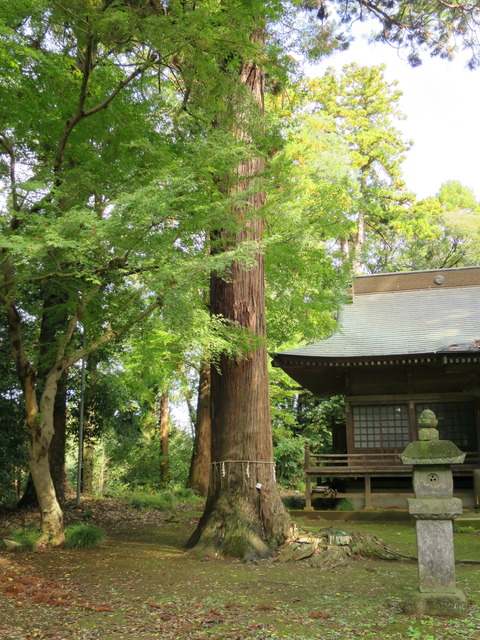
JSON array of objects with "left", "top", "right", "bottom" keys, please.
[
  {"left": 19, "top": 378, "right": 69, "bottom": 507},
  {"left": 28, "top": 372, "right": 65, "bottom": 545},
  {"left": 38, "top": 290, "right": 70, "bottom": 503},
  {"left": 180, "top": 366, "right": 197, "bottom": 437},
  {"left": 186, "top": 30, "right": 290, "bottom": 558},
  {"left": 160, "top": 393, "right": 169, "bottom": 485},
  {"left": 187, "top": 361, "right": 211, "bottom": 496},
  {"left": 97, "top": 443, "right": 107, "bottom": 496},
  {"left": 49, "top": 373, "right": 70, "bottom": 503},
  {"left": 82, "top": 442, "right": 95, "bottom": 494},
  {"left": 352, "top": 210, "right": 365, "bottom": 273},
  {"left": 82, "top": 354, "right": 98, "bottom": 495},
  {"left": 340, "top": 236, "right": 350, "bottom": 261},
  {"left": 3, "top": 263, "right": 65, "bottom": 544}
]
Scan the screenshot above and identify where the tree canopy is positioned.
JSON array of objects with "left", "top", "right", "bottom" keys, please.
[{"left": 2, "top": 0, "right": 480, "bottom": 549}]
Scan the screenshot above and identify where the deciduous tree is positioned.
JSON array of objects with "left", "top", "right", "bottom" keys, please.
[{"left": 0, "top": 0, "right": 258, "bottom": 544}]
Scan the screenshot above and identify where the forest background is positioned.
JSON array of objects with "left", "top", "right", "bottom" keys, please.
[{"left": 1, "top": 0, "right": 480, "bottom": 552}]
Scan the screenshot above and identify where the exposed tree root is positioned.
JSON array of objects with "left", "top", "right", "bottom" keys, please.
[{"left": 277, "top": 528, "right": 401, "bottom": 568}]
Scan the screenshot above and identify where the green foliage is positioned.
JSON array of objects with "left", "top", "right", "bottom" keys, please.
[
  {"left": 281, "top": 494, "right": 306, "bottom": 510},
  {"left": 173, "top": 487, "right": 197, "bottom": 501},
  {"left": 271, "top": 375, "right": 343, "bottom": 486},
  {"left": 128, "top": 488, "right": 201, "bottom": 512},
  {"left": 274, "top": 436, "right": 306, "bottom": 488},
  {"left": 10, "top": 527, "right": 41, "bottom": 550},
  {"left": 109, "top": 427, "right": 193, "bottom": 493},
  {"left": 439, "top": 180, "right": 480, "bottom": 215},
  {"left": 167, "top": 430, "right": 196, "bottom": 488},
  {"left": 265, "top": 93, "right": 350, "bottom": 350},
  {"left": 304, "top": 64, "right": 414, "bottom": 271},
  {"left": 64, "top": 524, "right": 106, "bottom": 549},
  {"left": 335, "top": 499, "right": 356, "bottom": 512},
  {"left": 70, "top": 425, "right": 194, "bottom": 497},
  {"left": 0, "top": 322, "right": 28, "bottom": 506},
  {"left": 130, "top": 491, "right": 175, "bottom": 511},
  {"left": 368, "top": 181, "right": 480, "bottom": 272}
]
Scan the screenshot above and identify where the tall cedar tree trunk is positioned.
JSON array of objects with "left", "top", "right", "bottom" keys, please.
[
  {"left": 186, "top": 31, "right": 290, "bottom": 558},
  {"left": 159, "top": 393, "right": 169, "bottom": 485},
  {"left": 187, "top": 361, "right": 211, "bottom": 496}
]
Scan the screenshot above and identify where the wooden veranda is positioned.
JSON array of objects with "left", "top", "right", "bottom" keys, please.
[{"left": 304, "top": 445, "right": 480, "bottom": 510}]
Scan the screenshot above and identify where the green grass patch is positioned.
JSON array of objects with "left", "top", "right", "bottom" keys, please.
[
  {"left": 454, "top": 523, "right": 479, "bottom": 534},
  {"left": 64, "top": 523, "right": 106, "bottom": 549}
]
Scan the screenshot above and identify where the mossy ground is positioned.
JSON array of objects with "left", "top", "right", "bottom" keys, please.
[{"left": 1, "top": 503, "right": 480, "bottom": 639}]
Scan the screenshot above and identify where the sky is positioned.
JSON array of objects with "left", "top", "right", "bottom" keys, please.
[{"left": 306, "top": 25, "right": 480, "bottom": 202}]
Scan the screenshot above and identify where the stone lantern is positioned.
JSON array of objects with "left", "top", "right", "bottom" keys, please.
[{"left": 399, "top": 409, "right": 467, "bottom": 617}]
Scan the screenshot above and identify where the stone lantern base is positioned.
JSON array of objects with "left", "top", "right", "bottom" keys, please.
[{"left": 404, "top": 589, "right": 467, "bottom": 618}]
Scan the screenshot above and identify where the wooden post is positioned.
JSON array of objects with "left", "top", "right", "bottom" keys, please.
[
  {"left": 364, "top": 474, "right": 373, "bottom": 510},
  {"left": 473, "top": 469, "right": 480, "bottom": 509},
  {"left": 305, "top": 475, "right": 314, "bottom": 511},
  {"left": 304, "top": 444, "right": 314, "bottom": 511}
]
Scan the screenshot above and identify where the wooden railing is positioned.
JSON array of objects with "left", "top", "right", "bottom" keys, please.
[
  {"left": 305, "top": 446, "right": 480, "bottom": 476},
  {"left": 303, "top": 446, "right": 480, "bottom": 510}
]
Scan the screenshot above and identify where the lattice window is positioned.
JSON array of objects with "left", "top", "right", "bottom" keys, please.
[
  {"left": 353, "top": 405, "right": 410, "bottom": 450},
  {"left": 415, "top": 402, "right": 477, "bottom": 450}
]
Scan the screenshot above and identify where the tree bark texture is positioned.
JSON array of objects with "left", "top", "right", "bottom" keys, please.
[
  {"left": 38, "top": 290, "right": 70, "bottom": 504},
  {"left": 82, "top": 355, "right": 99, "bottom": 495},
  {"left": 352, "top": 210, "right": 365, "bottom": 274},
  {"left": 187, "top": 361, "right": 211, "bottom": 497},
  {"left": 28, "top": 371, "right": 65, "bottom": 545},
  {"left": 48, "top": 374, "right": 70, "bottom": 503},
  {"left": 82, "top": 442, "right": 95, "bottom": 494},
  {"left": 3, "top": 272, "right": 65, "bottom": 545},
  {"left": 186, "top": 31, "right": 290, "bottom": 557}
]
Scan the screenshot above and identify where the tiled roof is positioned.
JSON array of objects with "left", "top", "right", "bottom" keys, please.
[{"left": 277, "top": 285, "right": 480, "bottom": 359}]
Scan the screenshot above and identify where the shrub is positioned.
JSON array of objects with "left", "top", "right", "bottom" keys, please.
[
  {"left": 335, "top": 499, "right": 356, "bottom": 511},
  {"left": 282, "top": 495, "right": 305, "bottom": 509},
  {"left": 128, "top": 487, "right": 202, "bottom": 511},
  {"left": 273, "top": 436, "right": 306, "bottom": 488},
  {"left": 64, "top": 524, "right": 106, "bottom": 549},
  {"left": 129, "top": 491, "right": 175, "bottom": 511},
  {"left": 10, "top": 527, "right": 41, "bottom": 550},
  {"left": 174, "top": 487, "right": 195, "bottom": 500},
  {"left": 453, "top": 524, "right": 478, "bottom": 534}
]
